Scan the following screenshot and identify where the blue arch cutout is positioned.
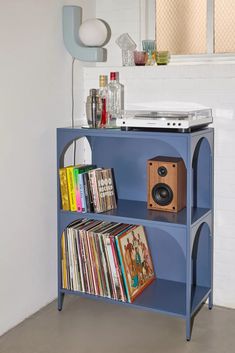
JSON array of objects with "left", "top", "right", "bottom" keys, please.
[
  {"left": 192, "top": 137, "right": 212, "bottom": 209},
  {"left": 191, "top": 222, "right": 212, "bottom": 288}
]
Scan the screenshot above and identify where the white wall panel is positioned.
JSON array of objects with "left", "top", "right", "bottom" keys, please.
[{"left": 0, "top": 0, "right": 96, "bottom": 336}]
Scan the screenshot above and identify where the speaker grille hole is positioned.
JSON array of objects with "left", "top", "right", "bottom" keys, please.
[{"left": 152, "top": 183, "right": 173, "bottom": 206}]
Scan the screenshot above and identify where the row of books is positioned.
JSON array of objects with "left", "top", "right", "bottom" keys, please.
[
  {"left": 59, "top": 164, "right": 117, "bottom": 213},
  {"left": 61, "top": 219, "right": 155, "bottom": 303}
]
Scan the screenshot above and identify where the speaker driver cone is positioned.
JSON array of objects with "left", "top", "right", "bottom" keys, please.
[{"left": 152, "top": 183, "right": 173, "bottom": 206}]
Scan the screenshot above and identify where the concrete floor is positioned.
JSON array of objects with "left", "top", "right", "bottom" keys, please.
[{"left": 0, "top": 296, "right": 235, "bottom": 353}]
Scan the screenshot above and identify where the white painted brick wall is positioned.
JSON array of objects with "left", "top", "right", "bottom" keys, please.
[{"left": 75, "top": 1, "right": 235, "bottom": 309}]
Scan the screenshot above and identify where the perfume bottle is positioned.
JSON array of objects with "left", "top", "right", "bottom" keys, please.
[
  {"left": 107, "top": 72, "right": 123, "bottom": 127},
  {"left": 98, "top": 75, "right": 108, "bottom": 128}
]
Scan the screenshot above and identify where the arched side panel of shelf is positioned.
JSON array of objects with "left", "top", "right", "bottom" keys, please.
[
  {"left": 146, "top": 226, "right": 186, "bottom": 283},
  {"left": 191, "top": 136, "right": 213, "bottom": 210},
  {"left": 57, "top": 129, "right": 87, "bottom": 163},
  {"left": 57, "top": 136, "right": 91, "bottom": 168},
  {"left": 191, "top": 130, "right": 214, "bottom": 163},
  {"left": 191, "top": 221, "right": 212, "bottom": 289},
  {"left": 58, "top": 212, "right": 84, "bottom": 239}
]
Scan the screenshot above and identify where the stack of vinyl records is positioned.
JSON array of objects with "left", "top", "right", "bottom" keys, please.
[{"left": 61, "top": 219, "right": 155, "bottom": 303}]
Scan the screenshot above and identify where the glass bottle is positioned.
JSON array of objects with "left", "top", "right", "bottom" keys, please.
[
  {"left": 107, "top": 72, "right": 123, "bottom": 128},
  {"left": 86, "top": 88, "right": 101, "bottom": 128},
  {"left": 99, "top": 75, "right": 108, "bottom": 128}
]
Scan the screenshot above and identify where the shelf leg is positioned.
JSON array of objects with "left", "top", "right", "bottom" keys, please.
[
  {"left": 208, "top": 291, "right": 213, "bottom": 310},
  {"left": 186, "top": 316, "right": 192, "bottom": 341},
  {"left": 58, "top": 292, "right": 64, "bottom": 311}
]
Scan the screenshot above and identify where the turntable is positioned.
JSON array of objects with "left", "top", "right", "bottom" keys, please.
[{"left": 116, "top": 109, "right": 213, "bottom": 132}]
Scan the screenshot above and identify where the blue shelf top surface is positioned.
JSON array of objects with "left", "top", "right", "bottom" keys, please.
[
  {"left": 59, "top": 199, "right": 211, "bottom": 229},
  {"left": 57, "top": 127, "right": 214, "bottom": 140}
]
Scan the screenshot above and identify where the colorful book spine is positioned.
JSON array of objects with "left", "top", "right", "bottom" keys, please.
[
  {"left": 66, "top": 167, "right": 77, "bottom": 211},
  {"left": 78, "top": 174, "right": 86, "bottom": 213},
  {"left": 107, "top": 168, "right": 117, "bottom": 209},
  {"left": 88, "top": 169, "right": 101, "bottom": 213},
  {"left": 73, "top": 168, "right": 82, "bottom": 212},
  {"left": 101, "top": 169, "right": 110, "bottom": 211},
  {"left": 59, "top": 168, "right": 70, "bottom": 211},
  {"left": 83, "top": 173, "right": 91, "bottom": 213},
  {"left": 96, "top": 170, "right": 105, "bottom": 212},
  {"left": 74, "top": 165, "right": 96, "bottom": 212}
]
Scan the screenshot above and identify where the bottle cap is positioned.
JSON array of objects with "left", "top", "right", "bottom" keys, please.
[
  {"left": 110, "top": 72, "right": 117, "bottom": 81},
  {"left": 99, "top": 75, "right": 108, "bottom": 87},
  {"left": 90, "top": 88, "right": 97, "bottom": 96}
]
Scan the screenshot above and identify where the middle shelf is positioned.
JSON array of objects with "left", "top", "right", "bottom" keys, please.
[{"left": 60, "top": 199, "right": 211, "bottom": 229}]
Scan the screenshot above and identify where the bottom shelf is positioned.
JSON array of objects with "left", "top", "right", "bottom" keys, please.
[{"left": 60, "top": 279, "right": 211, "bottom": 319}]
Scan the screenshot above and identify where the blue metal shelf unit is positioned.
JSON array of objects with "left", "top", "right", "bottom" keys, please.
[{"left": 57, "top": 127, "right": 214, "bottom": 341}]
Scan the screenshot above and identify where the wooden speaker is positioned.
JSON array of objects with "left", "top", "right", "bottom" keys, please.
[{"left": 147, "top": 156, "right": 186, "bottom": 212}]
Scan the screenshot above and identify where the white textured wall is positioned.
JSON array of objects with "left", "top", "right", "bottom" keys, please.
[
  {"left": 87, "top": 0, "right": 235, "bottom": 309},
  {"left": 0, "top": 0, "right": 95, "bottom": 336},
  {"left": 96, "top": 0, "right": 142, "bottom": 66}
]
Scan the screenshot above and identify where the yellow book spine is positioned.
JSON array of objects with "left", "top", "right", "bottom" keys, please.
[
  {"left": 66, "top": 167, "right": 77, "bottom": 211},
  {"left": 59, "top": 168, "right": 70, "bottom": 211}
]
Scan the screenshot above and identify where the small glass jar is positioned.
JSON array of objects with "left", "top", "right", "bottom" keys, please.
[
  {"left": 122, "top": 49, "right": 135, "bottom": 66},
  {"left": 134, "top": 51, "right": 147, "bottom": 66}
]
